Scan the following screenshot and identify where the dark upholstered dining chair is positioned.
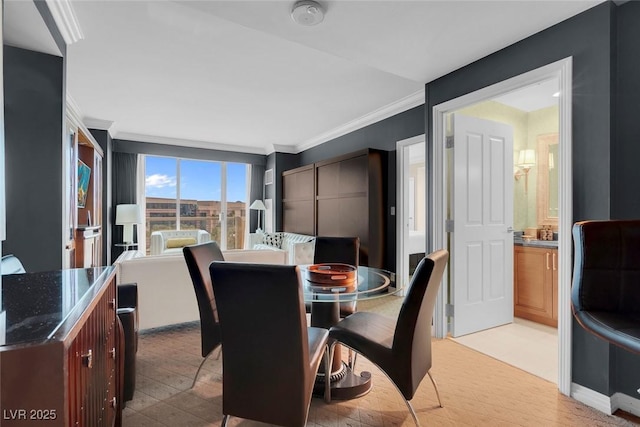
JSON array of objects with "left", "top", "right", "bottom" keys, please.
[
  {"left": 183, "top": 241, "right": 225, "bottom": 387},
  {"left": 571, "top": 220, "right": 640, "bottom": 354},
  {"left": 308, "top": 236, "right": 360, "bottom": 317},
  {"left": 209, "top": 262, "right": 330, "bottom": 427},
  {"left": 117, "top": 283, "right": 139, "bottom": 404},
  {"left": 328, "top": 249, "right": 449, "bottom": 426}
]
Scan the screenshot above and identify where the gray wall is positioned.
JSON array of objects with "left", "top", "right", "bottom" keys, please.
[
  {"left": 113, "top": 139, "right": 266, "bottom": 166},
  {"left": 424, "top": 1, "right": 639, "bottom": 396},
  {"left": 268, "top": 152, "right": 298, "bottom": 232},
  {"left": 611, "top": 0, "right": 640, "bottom": 397},
  {"left": 273, "top": 105, "right": 424, "bottom": 270},
  {"left": 612, "top": 1, "right": 640, "bottom": 220},
  {"left": 3, "top": 46, "right": 65, "bottom": 271}
]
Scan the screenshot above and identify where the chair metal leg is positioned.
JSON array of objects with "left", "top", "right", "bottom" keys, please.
[
  {"left": 349, "top": 351, "right": 358, "bottom": 371},
  {"left": 221, "top": 414, "right": 230, "bottom": 427},
  {"left": 427, "top": 371, "right": 443, "bottom": 407},
  {"left": 404, "top": 400, "right": 420, "bottom": 427},
  {"left": 192, "top": 346, "right": 221, "bottom": 388},
  {"left": 336, "top": 342, "right": 445, "bottom": 427},
  {"left": 324, "top": 342, "right": 336, "bottom": 403}
]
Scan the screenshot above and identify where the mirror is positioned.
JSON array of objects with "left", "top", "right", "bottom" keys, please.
[{"left": 536, "top": 133, "right": 558, "bottom": 226}]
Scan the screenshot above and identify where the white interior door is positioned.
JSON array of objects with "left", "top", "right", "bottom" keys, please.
[
  {"left": 396, "top": 135, "right": 425, "bottom": 292},
  {"left": 452, "top": 114, "right": 514, "bottom": 337}
]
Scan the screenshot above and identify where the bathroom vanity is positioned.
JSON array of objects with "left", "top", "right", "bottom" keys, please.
[{"left": 514, "top": 241, "right": 558, "bottom": 327}]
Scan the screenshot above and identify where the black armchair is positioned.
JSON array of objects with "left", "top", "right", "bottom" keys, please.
[
  {"left": 183, "top": 241, "right": 225, "bottom": 387},
  {"left": 209, "top": 262, "right": 330, "bottom": 427},
  {"left": 117, "top": 283, "right": 138, "bottom": 403},
  {"left": 571, "top": 220, "right": 640, "bottom": 354},
  {"left": 328, "top": 250, "right": 449, "bottom": 425}
]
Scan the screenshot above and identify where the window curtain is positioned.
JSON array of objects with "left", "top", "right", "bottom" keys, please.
[
  {"left": 249, "top": 164, "right": 265, "bottom": 235},
  {"left": 112, "top": 152, "right": 138, "bottom": 261}
]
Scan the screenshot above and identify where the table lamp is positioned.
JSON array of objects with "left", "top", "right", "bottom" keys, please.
[
  {"left": 116, "top": 204, "right": 143, "bottom": 244},
  {"left": 249, "top": 200, "right": 266, "bottom": 232}
]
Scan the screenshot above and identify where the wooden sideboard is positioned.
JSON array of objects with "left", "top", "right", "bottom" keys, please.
[
  {"left": 514, "top": 244, "right": 558, "bottom": 327},
  {"left": 0, "top": 267, "right": 121, "bottom": 426}
]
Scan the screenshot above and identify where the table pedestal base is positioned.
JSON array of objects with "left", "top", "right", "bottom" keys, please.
[{"left": 313, "top": 362, "right": 372, "bottom": 400}]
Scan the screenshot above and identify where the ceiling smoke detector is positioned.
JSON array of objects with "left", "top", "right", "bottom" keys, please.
[{"left": 291, "top": 0, "right": 325, "bottom": 26}]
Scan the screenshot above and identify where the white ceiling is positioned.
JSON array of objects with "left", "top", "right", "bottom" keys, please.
[{"left": 5, "top": 0, "right": 601, "bottom": 155}]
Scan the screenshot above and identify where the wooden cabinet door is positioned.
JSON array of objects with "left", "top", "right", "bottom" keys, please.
[
  {"left": 514, "top": 245, "right": 556, "bottom": 327},
  {"left": 551, "top": 249, "right": 558, "bottom": 321},
  {"left": 282, "top": 165, "right": 315, "bottom": 235}
]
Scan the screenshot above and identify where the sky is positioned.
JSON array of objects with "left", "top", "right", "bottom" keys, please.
[{"left": 145, "top": 156, "right": 247, "bottom": 202}]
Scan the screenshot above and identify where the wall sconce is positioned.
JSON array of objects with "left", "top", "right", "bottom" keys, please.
[{"left": 514, "top": 149, "right": 536, "bottom": 193}]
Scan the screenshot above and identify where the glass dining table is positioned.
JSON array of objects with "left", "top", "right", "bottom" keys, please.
[{"left": 299, "top": 264, "right": 401, "bottom": 400}]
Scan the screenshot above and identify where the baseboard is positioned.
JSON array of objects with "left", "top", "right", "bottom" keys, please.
[
  {"left": 612, "top": 392, "right": 640, "bottom": 417},
  {"left": 571, "top": 383, "right": 614, "bottom": 414},
  {"left": 571, "top": 383, "right": 640, "bottom": 417}
]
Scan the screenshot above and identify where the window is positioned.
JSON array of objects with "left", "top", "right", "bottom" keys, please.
[{"left": 144, "top": 156, "right": 249, "bottom": 253}]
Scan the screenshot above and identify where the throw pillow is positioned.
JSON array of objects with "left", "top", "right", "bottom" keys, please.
[
  {"left": 165, "top": 237, "right": 197, "bottom": 248},
  {"left": 263, "top": 232, "right": 283, "bottom": 248}
]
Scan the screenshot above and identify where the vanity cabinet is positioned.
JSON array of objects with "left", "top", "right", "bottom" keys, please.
[{"left": 514, "top": 245, "right": 558, "bottom": 327}]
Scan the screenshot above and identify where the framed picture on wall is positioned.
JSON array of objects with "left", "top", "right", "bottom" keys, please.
[{"left": 78, "top": 159, "right": 91, "bottom": 208}]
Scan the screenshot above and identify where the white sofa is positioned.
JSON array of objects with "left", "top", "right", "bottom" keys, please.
[
  {"left": 249, "top": 232, "right": 315, "bottom": 265},
  {"left": 150, "top": 229, "right": 211, "bottom": 255},
  {"left": 114, "top": 248, "right": 287, "bottom": 330}
]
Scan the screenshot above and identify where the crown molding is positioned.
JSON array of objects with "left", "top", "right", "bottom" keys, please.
[
  {"left": 294, "top": 89, "right": 424, "bottom": 153},
  {"left": 45, "top": 0, "right": 84, "bottom": 45},
  {"left": 83, "top": 117, "right": 114, "bottom": 134},
  {"left": 115, "top": 132, "right": 268, "bottom": 156},
  {"left": 267, "top": 144, "right": 298, "bottom": 155},
  {"left": 65, "top": 93, "right": 103, "bottom": 154},
  {"left": 65, "top": 92, "right": 83, "bottom": 129}
]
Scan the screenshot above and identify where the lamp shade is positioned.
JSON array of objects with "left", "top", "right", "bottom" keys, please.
[
  {"left": 116, "top": 204, "right": 143, "bottom": 225},
  {"left": 249, "top": 200, "right": 266, "bottom": 211},
  {"left": 517, "top": 149, "right": 536, "bottom": 168}
]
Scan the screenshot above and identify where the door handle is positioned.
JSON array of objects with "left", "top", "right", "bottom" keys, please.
[
  {"left": 507, "top": 227, "right": 514, "bottom": 233},
  {"left": 553, "top": 253, "right": 557, "bottom": 271},
  {"left": 546, "top": 252, "right": 550, "bottom": 270}
]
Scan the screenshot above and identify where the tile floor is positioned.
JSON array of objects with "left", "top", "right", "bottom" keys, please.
[{"left": 451, "top": 318, "right": 558, "bottom": 383}]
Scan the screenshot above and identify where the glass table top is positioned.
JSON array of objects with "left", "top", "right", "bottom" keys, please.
[{"left": 299, "top": 264, "right": 399, "bottom": 302}]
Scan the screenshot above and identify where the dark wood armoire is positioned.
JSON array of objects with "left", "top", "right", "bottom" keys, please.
[{"left": 282, "top": 149, "right": 386, "bottom": 268}]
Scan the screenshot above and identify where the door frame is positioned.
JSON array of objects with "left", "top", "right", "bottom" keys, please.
[
  {"left": 431, "top": 57, "right": 573, "bottom": 395},
  {"left": 396, "top": 134, "right": 426, "bottom": 293}
]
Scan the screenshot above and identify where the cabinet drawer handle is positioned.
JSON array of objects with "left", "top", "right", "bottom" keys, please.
[
  {"left": 546, "top": 252, "right": 550, "bottom": 270},
  {"left": 81, "top": 349, "right": 93, "bottom": 368},
  {"left": 553, "top": 253, "right": 557, "bottom": 271}
]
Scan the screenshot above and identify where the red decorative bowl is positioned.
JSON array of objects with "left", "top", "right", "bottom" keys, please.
[{"left": 305, "top": 263, "right": 357, "bottom": 286}]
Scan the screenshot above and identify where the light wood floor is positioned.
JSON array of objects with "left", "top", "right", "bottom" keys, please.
[{"left": 124, "top": 299, "right": 640, "bottom": 426}]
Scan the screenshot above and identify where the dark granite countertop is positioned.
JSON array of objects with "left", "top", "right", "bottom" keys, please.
[
  {"left": 0, "top": 266, "right": 114, "bottom": 347},
  {"left": 514, "top": 239, "right": 558, "bottom": 249}
]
